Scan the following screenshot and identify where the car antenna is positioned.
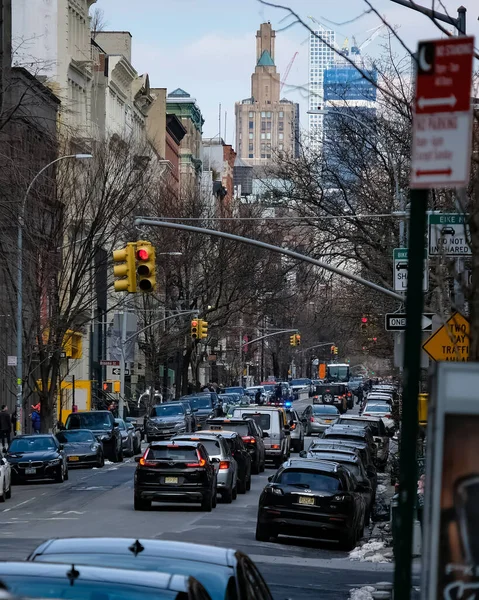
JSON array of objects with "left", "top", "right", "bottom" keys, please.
[
  {"left": 66, "top": 565, "right": 80, "bottom": 586},
  {"left": 128, "top": 540, "right": 145, "bottom": 557}
]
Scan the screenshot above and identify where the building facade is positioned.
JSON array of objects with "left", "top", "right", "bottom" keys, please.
[
  {"left": 12, "top": 0, "right": 97, "bottom": 139},
  {"left": 308, "top": 26, "right": 336, "bottom": 152},
  {"left": 235, "top": 22, "right": 299, "bottom": 167}
]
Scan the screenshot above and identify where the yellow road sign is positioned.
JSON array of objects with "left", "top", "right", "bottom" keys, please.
[{"left": 422, "top": 312, "right": 469, "bottom": 362}]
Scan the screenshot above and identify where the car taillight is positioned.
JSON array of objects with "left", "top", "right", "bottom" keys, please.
[
  {"left": 271, "top": 444, "right": 280, "bottom": 449},
  {"left": 242, "top": 436, "right": 256, "bottom": 444},
  {"left": 219, "top": 460, "right": 230, "bottom": 470},
  {"left": 385, "top": 414, "right": 392, "bottom": 418},
  {"left": 290, "top": 423, "right": 296, "bottom": 430},
  {"left": 139, "top": 449, "right": 156, "bottom": 467},
  {"left": 187, "top": 452, "right": 207, "bottom": 468},
  {"left": 363, "top": 413, "right": 371, "bottom": 416},
  {"left": 311, "top": 417, "right": 315, "bottom": 422}
]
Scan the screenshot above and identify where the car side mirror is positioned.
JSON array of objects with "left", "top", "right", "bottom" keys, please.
[
  {"left": 267, "top": 475, "right": 274, "bottom": 482},
  {"left": 58, "top": 444, "right": 64, "bottom": 451},
  {"left": 114, "top": 423, "right": 119, "bottom": 428},
  {"left": 262, "top": 432, "right": 269, "bottom": 438},
  {"left": 134, "top": 456, "right": 141, "bottom": 463},
  {"left": 299, "top": 450, "right": 307, "bottom": 458},
  {"left": 211, "top": 457, "right": 220, "bottom": 464},
  {"left": 193, "top": 408, "right": 199, "bottom": 412}
]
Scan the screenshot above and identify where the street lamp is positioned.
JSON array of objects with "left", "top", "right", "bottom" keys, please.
[
  {"left": 16, "top": 153, "right": 92, "bottom": 434},
  {"left": 307, "top": 108, "right": 405, "bottom": 245}
]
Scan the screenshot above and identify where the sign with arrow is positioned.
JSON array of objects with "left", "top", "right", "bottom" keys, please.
[
  {"left": 385, "top": 313, "right": 435, "bottom": 332},
  {"left": 410, "top": 36, "right": 474, "bottom": 189},
  {"left": 393, "top": 248, "right": 428, "bottom": 292}
]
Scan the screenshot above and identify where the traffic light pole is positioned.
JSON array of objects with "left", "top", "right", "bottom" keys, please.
[
  {"left": 242, "top": 329, "right": 298, "bottom": 347},
  {"left": 119, "top": 301, "right": 128, "bottom": 420}
]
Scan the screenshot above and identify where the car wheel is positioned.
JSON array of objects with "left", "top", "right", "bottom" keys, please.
[
  {"left": 246, "top": 475, "right": 251, "bottom": 491},
  {"left": 134, "top": 439, "right": 141, "bottom": 455},
  {"left": 232, "top": 485, "right": 238, "bottom": 500},
  {"left": 55, "top": 466, "right": 64, "bottom": 484},
  {"left": 5, "top": 481, "right": 11, "bottom": 500},
  {"left": 116, "top": 446, "right": 124, "bottom": 463},
  {"left": 201, "top": 492, "right": 213, "bottom": 512},
  {"left": 237, "top": 477, "right": 246, "bottom": 494},
  {"left": 339, "top": 528, "right": 357, "bottom": 551},
  {"left": 222, "top": 487, "right": 233, "bottom": 504},
  {"left": 212, "top": 488, "right": 217, "bottom": 509},
  {"left": 64, "top": 466, "right": 69, "bottom": 481},
  {"left": 134, "top": 494, "right": 151, "bottom": 511},
  {"left": 0, "top": 480, "right": 5, "bottom": 503},
  {"left": 252, "top": 460, "right": 260, "bottom": 475},
  {"left": 255, "top": 522, "right": 273, "bottom": 542},
  {"left": 97, "top": 453, "right": 105, "bottom": 468}
]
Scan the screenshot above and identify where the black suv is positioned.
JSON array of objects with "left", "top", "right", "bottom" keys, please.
[
  {"left": 65, "top": 411, "right": 122, "bottom": 462},
  {"left": 144, "top": 402, "right": 195, "bottom": 442},
  {"left": 134, "top": 440, "right": 218, "bottom": 511},
  {"left": 206, "top": 418, "right": 266, "bottom": 474},
  {"left": 180, "top": 394, "right": 218, "bottom": 429}
]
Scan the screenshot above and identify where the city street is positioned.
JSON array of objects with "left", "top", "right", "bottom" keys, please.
[{"left": 0, "top": 400, "right": 395, "bottom": 600}]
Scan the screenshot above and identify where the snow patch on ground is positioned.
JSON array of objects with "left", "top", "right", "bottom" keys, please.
[
  {"left": 349, "top": 586, "right": 375, "bottom": 600},
  {"left": 104, "top": 460, "right": 114, "bottom": 465},
  {"left": 349, "top": 540, "right": 392, "bottom": 563},
  {"left": 376, "top": 484, "right": 388, "bottom": 494}
]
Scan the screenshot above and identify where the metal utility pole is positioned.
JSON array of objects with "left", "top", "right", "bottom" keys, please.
[
  {"left": 119, "top": 304, "right": 128, "bottom": 419},
  {"left": 389, "top": 0, "right": 466, "bottom": 34}
]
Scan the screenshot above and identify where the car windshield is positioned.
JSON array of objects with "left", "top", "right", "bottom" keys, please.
[
  {"left": 339, "top": 419, "right": 380, "bottom": 435},
  {"left": 150, "top": 405, "right": 184, "bottom": 417},
  {"left": 366, "top": 404, "right": 390, "bottom": 413},
  {"left": 324, "top": 432, "right": 365, "bottom": 442},
  {"left": 56, "top": 430, "right": 94, "bottom": 444},
  {"left": 9, "top": 437, "right": 56, "bottom": 453},
  {"left": 186, "top": 397, "right": 212, "bottom": 410},
  {"left": 66, "top": 413, "right": 113, "bottom": 431},
  {"left": 146, "top": 446, "right": 198, "bottom": 461},
  {"left": 263, "top": 385, "right": 275, "bottom": 392},
  {"left": 291, "top": 379, "right": 310, "bottom": 386},
  {"left": 115, "top": 419, "right": 126, "bottom": 430},
  {"left": 240, "top": 413, "right": 270, "bottom": 431},
  {"left": 277, "top": 468, "right": 340, "bottom": 492},
  {"left": 312, "top": 405, "right": 339, "bottom": 415},
  {"left": 0, "top": 575, "right": 178, "bottom": 600},
  {"left": 32, "top": 555, "right": 235, "bottom": 600}
]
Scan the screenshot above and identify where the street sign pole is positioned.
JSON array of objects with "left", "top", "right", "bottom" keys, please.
[{"left": 394, "top": 189, "right": 428, "bottom": 599}]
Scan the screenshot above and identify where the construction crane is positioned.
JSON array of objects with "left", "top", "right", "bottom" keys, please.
[
  {"left": 351, "top": 24, "right": 386, "bottom": 57},
  {"left": 280, "top": 51, "right": 298, "bottom": 92},
  {"left": 307, "top": 15, "right": 344, "bottom": 53}
]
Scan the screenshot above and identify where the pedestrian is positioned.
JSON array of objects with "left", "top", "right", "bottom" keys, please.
[
  {"left": 0, "top": 406, "right": 11, "bottom": 451},
  {"left": 31, "top": 409, "right": 40, "bottom": 434},
  {"left": 275, "top": 383, "right": 282, "bottom": 401},
  {"left": 255, "top": 389, "right": 262, "bottom": 404},
  {"left": 356, "top": 385, "right": 363, "bottom": 406}
]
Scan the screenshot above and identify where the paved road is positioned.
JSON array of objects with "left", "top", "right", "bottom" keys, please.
[{"left": 0, "top": 403, "right": 394, "bottom": 599}]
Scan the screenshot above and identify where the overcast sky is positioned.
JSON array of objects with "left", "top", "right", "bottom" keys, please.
[{"left": 95, "top": 0, "right": 479, "bottom": 140}]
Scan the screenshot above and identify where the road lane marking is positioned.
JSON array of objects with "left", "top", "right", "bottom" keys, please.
[{"left": 2, "top": 497, "right": 35, "bottom": 512}]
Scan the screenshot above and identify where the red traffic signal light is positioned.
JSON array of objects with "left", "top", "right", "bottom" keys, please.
[
  {"left": 361, "top": 317, "right": 368, "bottom": 323},
  {"left": 136, "top": 248, "right": 149, "bottom": 262}
]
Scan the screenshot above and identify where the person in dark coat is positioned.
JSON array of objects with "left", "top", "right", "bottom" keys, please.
[
  {"left": 0, "top": 406, "right": 12, "bottom": 451},
  {"left": 275, "top": 384, "right": 282, "bottom": 401},
  {"left": 31, "top": 410, "right": 40, "bottom": 434},
  {"left": 356, "top": 385, "right": 364, "bottom": 406},
  {"left": 255, "top": 389, "right": 262, "bottom": 404}
]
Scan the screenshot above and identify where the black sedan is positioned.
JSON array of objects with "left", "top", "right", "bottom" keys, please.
[
  {"left": 256, "top": 458, "right": 366, "bottom": 550},
  {"left": 7, "top": 435, "right": 68, "bottom": 484},
  {"left": 134, "top": 440, "right": 218, "bottom": 511},
  {"left": 201, "top": 430, "right": 252, "bottom": 494},
  {"left": 27, "top": 537, "right": 273, "bottom": 600},
  {"left": 0, "top": 561, "right": 211, "bottom": 600},
  {"left": 55, "top": 429, "right": 104, "bottom": 468}
]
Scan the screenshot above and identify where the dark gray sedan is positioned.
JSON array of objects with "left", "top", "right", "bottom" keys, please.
[{"left": 56, "top": 429, "right": 104, "bottom": 468}]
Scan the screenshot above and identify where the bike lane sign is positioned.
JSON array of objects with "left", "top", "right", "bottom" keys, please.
[{"left": 393, "top": 248, "right": 429, "bottom": 292}]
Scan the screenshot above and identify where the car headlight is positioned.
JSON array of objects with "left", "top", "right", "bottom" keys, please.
[
  {"left": 174, "top": 422, "right": 186, "bottom": 429},
  {"left": 91, "top": 444, "right": 99, "bottom": 451},
  {"left": 48, "top": 458, "right": 61, "bottom": 466},
  {"left": 266, "top": 486, "right": 283, "bottom": 495}
]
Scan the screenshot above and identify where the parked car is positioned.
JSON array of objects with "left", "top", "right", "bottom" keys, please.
[
  {"left": 65, "top": 410, "right": 123, "bottom": 462},
  {"left": 322, "top": 424, "right": 378, "bottom": 463},
  {"left": 311, "top": 383, "right": 348, "bottom": 413},
  {"left": 7, "top": 435, "right": 68, "bottom": 483},
  {"left": 115, "top": 418, "right": 136, "bottom": 456},
  {"left": 125, "top": 416, "right": 144, "bottom": 445},
  {"left": 134, "top": 440, "right": 218, "bottom": 511},
  {"left": 28, "top": 538, "right": 273, "bottom": 600},
  {"left": 144, "top": 402, "right": 195, "bottom": 442},
  {"left": 126, "top": 420, "right": 142, "bottom": 454},
  {"left": 55, "top": 429, "right": 104, "bottom": 468},
  {"left": 0, "top": 561, "right": 211, "bottom": 600},
  {"left": 173, "top": 432, "right": 238, "bottom": 503},
  {"left": 231, "top": 407, "right": 290, "bottom": 468},
  {"left": 301, "top": 450, "right": 374, "bottom": 522},
  {"left": 289, "top": 378, "right": 313, "bottom": 399},
  {"left": 180, "top": 395, "right": 217, "bottom": 430},
  {"left": 222, "top": 387, "right": 246, "bottom": 396},
  {"left": 256, "top": 458, "right": 367, "bottom": 549},
  {"left": 285, "top": 408, "right": 304, "bottom": 453},
  {"left": 362, "top": 402, "right": 395, "bottom": 432},
  {"left": 301, "top": 404, "right": 340, "bottom": 435},
  {"left": 338, "top": 414, "right": 393, "bottom": 468},
  {"left": 0, "top": 451, "right": 11, "bottom": 501},
  {"left": 348, "top": 377, "right": 364, "bottom": 393},
  {"left": 202, "top": 430, "right": 251, "bottom": 494},
  {"left": 206, "top": 417, "right": 265, "bottom": 474}
]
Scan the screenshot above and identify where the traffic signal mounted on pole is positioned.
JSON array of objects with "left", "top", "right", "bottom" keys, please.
[
  {"left": 334, "top": 346, "right": 338, "bottom": 355},
  {"left": 191, "top": 319, "right": 199, "bottom": 340},
  {"left": 360, "top": 316, "right": 368, "bottom": 333},
  {"left": 295, "top": 334, "right": 301, "bottom": 346},
  {"left": 112, "top": 242, "right": 137, "bottom": 292},
  {"left": 290, "top": 335, "right": 296, "bottom": 347},
  {"left": 136, "top": 241, "right": 156, "bottom": 292},
  {"left": 103, "top": 381, "right": 113, "bottom": 393},
  {"left": 198, "top": 319, "right": 208, "bottom": 340}
]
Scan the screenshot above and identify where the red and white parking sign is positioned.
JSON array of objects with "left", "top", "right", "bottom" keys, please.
[{"left": 410, "top": 36, "right": 474, "bottom": 189}]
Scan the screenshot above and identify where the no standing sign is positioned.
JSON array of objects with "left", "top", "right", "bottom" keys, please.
[{"left": 410, "top": 36, "right": 474, "bottom": 189}]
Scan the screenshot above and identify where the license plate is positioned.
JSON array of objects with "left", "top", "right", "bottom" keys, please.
[
  {"left": 25, "top": 468, "right": 36, "bottom": 475},
  {"left": 324, "top": 419, "right": 332, "bottom": 423},
  {"left": 165, "top": 476, "right": 178, "bottom": 484},
  {"left": 298, "top": 495, "right": 315, "bottom": 505},
  {"left": 68, "top": 456, "right": 80, "bottom": 461}
]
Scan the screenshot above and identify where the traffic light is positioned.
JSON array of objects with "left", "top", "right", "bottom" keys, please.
[
  {"left": 113, "top": 381, "right": 121, "bottom": 393},
  {"left": 330, "top": 345, "right": 335, "bottom": 353},
  {"left": 334, "top": 346, "right": 338, "bottom": 355},
  {"left": 191, "top": 319, "right": 199, "bottom": 340},
  {"left": 103, "top": 381, "right": 113, "bottom": 393},
  {"left": 135, "top": 241, "right": 156, "bottom": 292},
  {"left": 198, "top": 319, "right": 208, "bottom": 340},
  {"left": 295, "top": 334, "right": 301, "bottom": 346},
  {"left": 360, "top": 316, "right": 368, "bottom": 333},
  {"left": 290, "top": 335, "right": 296, "bottom": 347},
  {"left": 112, "top": 242, "right": 137, "bottom": 292}
]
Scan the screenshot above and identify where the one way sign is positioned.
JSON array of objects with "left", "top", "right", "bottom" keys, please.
[{"left": 385, "top": 313, "right": 435, "bottom": 332}]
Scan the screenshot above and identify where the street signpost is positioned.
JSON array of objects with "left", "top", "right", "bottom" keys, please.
[
  {"left": 410, "top": 37, "right": 475, "bottom": 189},
  {"left": 100, "top": 360, "right": 120, "bottom": 367},
  {"left": 385, "top": 313, "right": 434, "bottom": 332},
  {"left": 422, "top": 312, "right": 470, "bottom": 362},
  {"left": 393, "top": 248, "right": 429, "bottom": 292},
  {"left": 428, "top": 213, "right": 471, "bottom": 256},
  {"left": 107, "top": 366, "right": 129, "bottom": 379}
]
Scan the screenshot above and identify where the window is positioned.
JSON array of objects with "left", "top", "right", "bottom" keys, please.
[
  {"left": 266, "top": 121, "right": 271, "bottom": 130},
  {"left": 279, "top": 121, "right": 284, "bottom": 131},
  {"left": 261, "top": 143, "right": 265, "bottom": 151},
  {"left": 279, "top": 133, "right": 284, "bottom": 140},
  {"left": 249, "top": 143, "right": 253, "bottom": 151},
  {"left": 261, "top": 154, "right": 266, "bottom": 159},
  {"left": 249, "top": 133, "right": 253, "bottom": 139},
  {"left": 266, "top": 133, "right": 271, "bottom": 140},
  {"left": 261, "top": 133, "right": 266, "bottom": 140},
  {"left": 248, "top": 111, "right": 253, "bottom": 117},
  {"left": 279, "top": 144, "right": 283, "bottom": 151},
  {"left": 261, "top": 111, "right": 266, "bottom": 118},
  {"left": 266, "top": 111, "right": 271, "bottom": 118},
  {"left": 248, "top": 153, "right": 253, "bottom": 158},
  {"left": 261, "top": 121, "right": 266, "bottom": 131},
  {"left": 279, "top": 111, "right": 284, "bottom": 118},
  {"left": 249, "top": 121, "right": 254, "bottom": 129},
  {"left": 266, "top": 154, "right": 271, "bottom": 158}
]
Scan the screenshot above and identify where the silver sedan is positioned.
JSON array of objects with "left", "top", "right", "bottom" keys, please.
[{"left": 301, "top": 404, "right": 340, "bottom": 435}]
